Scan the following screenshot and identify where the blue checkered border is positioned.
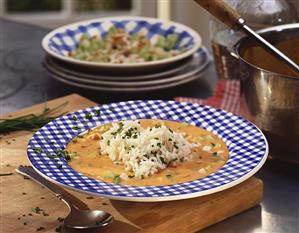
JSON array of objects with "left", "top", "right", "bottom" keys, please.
[
  {"left": 48, "top": 19, "right": 196, "bottom": 56},
  {"left": 27, "top": 100, "right": 268, "bottom": 200}
]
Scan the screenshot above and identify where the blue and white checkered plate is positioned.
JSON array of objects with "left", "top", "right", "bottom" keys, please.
[
  {"left": 27, "top": 100, "right": 268, "bottom": 202},
  {"left": 41, "top": 16, "right": 201, "bottom": 71}
]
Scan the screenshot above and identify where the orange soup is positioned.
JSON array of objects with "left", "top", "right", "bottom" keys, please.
[{"left": 67, "top": 119, "right": 229, "bottom": 186}]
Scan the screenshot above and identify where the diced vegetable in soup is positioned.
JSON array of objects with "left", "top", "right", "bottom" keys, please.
[{"left": 66, "top": 119, "right": 229, "bottom": 186}]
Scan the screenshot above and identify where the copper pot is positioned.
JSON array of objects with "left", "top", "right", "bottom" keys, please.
[{"left": 233, "top": 23, "right": 299, "bottom": 164}]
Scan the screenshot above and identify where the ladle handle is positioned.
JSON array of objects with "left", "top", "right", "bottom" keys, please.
[{"left": 194, "top": 0, "right": 241, "bottom": 28}]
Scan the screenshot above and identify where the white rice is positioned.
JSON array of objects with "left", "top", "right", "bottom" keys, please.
[{"left": 99, "top": 120, "right": 198, "bottom": 178}]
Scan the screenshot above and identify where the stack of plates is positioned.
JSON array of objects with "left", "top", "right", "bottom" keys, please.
[
  {"left": 43, "top": 47, "right": 210, "bottom": 92},
  {"left": 41, "top": 17, "right": 210, "bottom": 92}
]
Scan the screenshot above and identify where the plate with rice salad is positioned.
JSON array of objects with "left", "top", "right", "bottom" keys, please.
[{"left": 27, "top": 100, "right": 268, "bottom": 202}]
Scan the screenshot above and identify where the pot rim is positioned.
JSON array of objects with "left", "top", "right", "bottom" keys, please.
[{"left": 234, "top": 23, "right": 299, "bottom": 81}]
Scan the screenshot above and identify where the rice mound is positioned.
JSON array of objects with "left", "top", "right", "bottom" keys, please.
[{"left": 99, "top": 120, "right": 197, "bottom": 178}]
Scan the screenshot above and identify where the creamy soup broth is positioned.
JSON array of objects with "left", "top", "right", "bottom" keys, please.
[{"left": 67, "top": 119, "right": 229, "bottom": 186}]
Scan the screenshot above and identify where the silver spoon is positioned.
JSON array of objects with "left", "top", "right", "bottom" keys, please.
[
  {"left": 16, "top": 165, "right": 113, "bottom": 229},
  {"left": 194, "top": 0, "right": 299, "bottom": 75}
]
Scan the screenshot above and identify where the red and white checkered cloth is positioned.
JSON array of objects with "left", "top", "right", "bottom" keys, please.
[{"left": 175, "top": 80, "right": 240, "bottom": 115}]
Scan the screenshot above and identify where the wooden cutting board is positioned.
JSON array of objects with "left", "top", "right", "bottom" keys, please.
[{"left": 0, "top": 94, "right": 263, "bottom": 233}]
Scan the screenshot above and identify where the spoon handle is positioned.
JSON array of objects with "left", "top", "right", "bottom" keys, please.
[{"left": 16, "top": 165, "right": 90, "bottom": 210}]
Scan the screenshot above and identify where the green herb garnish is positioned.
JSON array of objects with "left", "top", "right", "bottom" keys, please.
[
  {"left": 34, "top": 147, "right": 42, "bottom": 154},
  {"left": 72, "top": 126, "right": 81, "bottom": 130},
  {"left": 32, "top": 207, "right": 43, "bottom": 214},
  {"left": 166, "top": 174, "right": 172, "bottom": 178},
  {"left": 85, "top": 113, "right": 92, "bottom": 120},
  {"left": 57, "top": 217, "right": 64, "bottom": 222},
  {"left": 36, "top": 226, "right": 45, "bottom": 231},
  {"left": 173, "top": 142, "right": 179, "bottom": 149},
  {"left": 49, "top": 149, "right": 72, "bottom": 162},
  {"left": 113, "top": 175, "right": 121, "bottom": 184},
  {"left": 95, "top": 110, "right": 101, "bottom": 116},
  {"left": 160, "top": 157, "right": 166, "bottom": 164},
  {"left": 0, "top": 102, "right": 67, "bottom": 134}
]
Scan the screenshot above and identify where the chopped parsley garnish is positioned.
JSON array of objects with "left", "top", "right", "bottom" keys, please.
[
  {"left": 107, "top": 140, "right": 110, "bottom": 146},
  {"left": 211, "top": 142, "right": 216, "bottom": 147},
  {"left": 57, "top": 217, "right": 64, "bottom": 222},
  {"left": 173, "top": 142, "right": 179, "bottom": 149},
  {"left": 113, "top": 175, "right": 121, "bottom": 184},
  {"left": 128, "top": 175, "right": 135, "bottom": 178},
  {"left": 85, "top": 113, "right": 93, "bottom": 120},
  {"left": 94, "top": 109, "right": 101, "bottom": 116},
  {"left": 160, "top": 157, "right": 166, "bottom": 164},
  {"left": 48, "top": 149, "right": 74, "bottom": 162},
  {"left": 141, "top": 175, "right": 144, "bottom": 179},
  {"left": 123, "top": 127, "right": 138, "bottom": 138},
  {"left": 36, "top": 226, "right": 45, "bottom": 231},
  {"left": 166, "top": 174, "right": 172, "bottom": 178},
  {"left": 72, "top": 116, "right": 78, "bottom": 121},
  {"left": 72, "top": 126, "right": 80, "bottom": 130},
  {"left": 168, "top": 128, "right": 173, "bottom": 133},
  {"left": 32, "top": 206, "right": 42, "bottom": 214},
  {"left": 212, "top": 152, "right": 218, "bottom": 156},
  {"left": 34, "top": 147, "right": 42, "bottom": 154}
]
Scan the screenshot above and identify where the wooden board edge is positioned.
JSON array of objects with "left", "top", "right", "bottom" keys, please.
[
  {"left": 1, "top": 94, "right": 96, "bottom": 118},
  {"left": 139, "top": 177, "right": 263, "bottom": 233}
]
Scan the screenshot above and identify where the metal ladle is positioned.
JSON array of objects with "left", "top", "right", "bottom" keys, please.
[
  {"left": 194, "top": 0, "right": 299, "bottom": 75},
  {"left": 16, "top": 165, "right": 113, "bottom": 229}
]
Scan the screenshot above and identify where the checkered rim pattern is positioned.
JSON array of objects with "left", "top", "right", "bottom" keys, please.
[
  {"left": 27, "top": 100, "right": 268, "bottom": 201},
  {"left": 47, "top": 19, "right": 196, "bottom": 56}
]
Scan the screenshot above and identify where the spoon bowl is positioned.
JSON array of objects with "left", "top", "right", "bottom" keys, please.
[
  {"left": 64, "top": 208, "right": 113, "bottom": 229},
  {"left": 16, "top": 166, "right": 114, "bottom": 230}
]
